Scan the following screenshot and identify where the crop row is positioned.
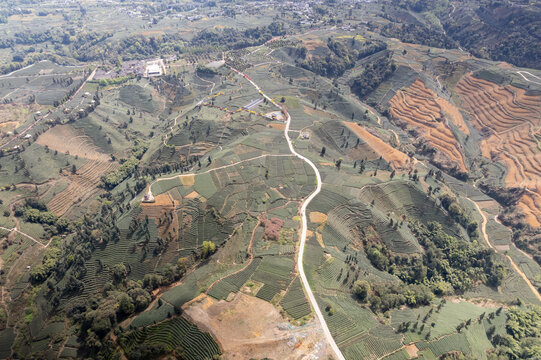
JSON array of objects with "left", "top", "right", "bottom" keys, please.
[
  {"left": 207, "top": 258, "right": 262, "bottom": 300},
  {"left": 280, "top": 278, "right": 311, "bottom": 319},
  {"left": 120, "top": 317, "right": 220, "bottom": 360}
]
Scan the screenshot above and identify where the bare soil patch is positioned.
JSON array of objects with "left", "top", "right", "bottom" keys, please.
[
  {"left": 344, "top": 122, "right": 409, "bottom": 169},
  {"left": 184, "top": 293, "right": 329, "bottom": 360},
  {"left": 36, "top": 124, "right": 110, "bottom": 161},
  {"left": 405, "top": 344, "right": 419, "bottom": 358},
  {"left": 456, "top": 73, "right": 541, "bottom": 226},
  {"left": 309, "top": 211, "right": 327, "bottom": 224},
  {"left": 389, "top": 79, "right": 467, "bottom": 171},
  {"left": 185, "top": 190, "right": 200, "bottom": 199},
  {"left": 268, "top": 123, "right": 286, "bottom": 130}
]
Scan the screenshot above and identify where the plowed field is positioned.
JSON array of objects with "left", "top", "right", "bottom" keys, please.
[
  {"left": 47, "top": 160, "right": 116, "bottom": 216},
  {"left": 36, "top": 124, "right": 110, "bottom": 161},
  {"left": 344, "top": 122, "right": 409, "bottom": 169},
  {"left": 456, "top": 73, "right": 541, "bottom": 227},
  {"left": 389, "top": 79, "right": 467, "bottom": 172}
]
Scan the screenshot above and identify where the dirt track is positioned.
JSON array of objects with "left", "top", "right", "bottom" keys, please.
[{"left": 469, "top": 200, "right": 541, "bottom": 303}]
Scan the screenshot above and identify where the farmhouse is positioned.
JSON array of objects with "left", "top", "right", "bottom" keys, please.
[
  {"left": 146, "top": 63, "right": 161, "bottom": 76},
  {"left": 145, "top": 59, "right": 165, "bottom": 77}
]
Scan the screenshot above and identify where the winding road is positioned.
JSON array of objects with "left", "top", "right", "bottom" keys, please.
[
  {"left": 517, "top": 71, "right": 541, "bottom": 86},
  {"left": 467, "top": 200, "right": 541, "bottom": 302},
  {"left": 228, "top": 66, "right": 346, "bottom": 360}
]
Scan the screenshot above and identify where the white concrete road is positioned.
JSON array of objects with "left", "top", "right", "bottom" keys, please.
[{"left": 229, "top": 65, "right": 346, "bottom": 360}]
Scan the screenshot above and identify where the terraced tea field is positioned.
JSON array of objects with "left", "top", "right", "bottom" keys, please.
[{"left": 47, "top": 160, "right": 116, "bottom": 216}]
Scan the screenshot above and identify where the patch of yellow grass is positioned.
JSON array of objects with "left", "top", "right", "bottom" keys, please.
[
  {"left": 309, "top": 211, "right": 328, "bottom": 223},
  {"left": 181, "top": 175, "right": 195, "bottom": 186},
  {"left": 202, "top": 296, "right": 214, "bottom": 310},
  {"left": 185, "top": 190, "right": 200, "bottom": 199},
  {"left": 336, "top": 34, "right": 365, "bottom": 42}
]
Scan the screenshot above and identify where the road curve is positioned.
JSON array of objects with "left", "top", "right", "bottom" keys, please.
[
  {"left": 227, "top": 65, "right": 346, "bottom": 359},
  {"left": 467, "top": 199, "right": 541, "bottom": 303}
]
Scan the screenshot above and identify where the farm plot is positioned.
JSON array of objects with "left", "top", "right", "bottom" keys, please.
[
  {"left": 255, "top": 283, "right": 281, "bottom": 302},
  {"left": 0, "top": 60, "right": 85, "bottom": 105},
  {"left": 120, "top": 317, "right": 220, "bottom": 360},
  {"left": 0, "top": 328, "right": 15, "bottom": 359},
  {"left": 207, "top": 257, "right": 262, "bottom": 300},
  {"left": 456, "top": 73, "right": 541, "bottom": 226},
  {"left": 389, "top": 79, "right": 467, "bottom": 172},
  {"left": 456, "top": 73, "right": 540, "bottom": 134},
  {"left": 177, "top": 198, "right": 234, "bottom": 251},
  {"left": 279, "top": 277, "right": 311, "bottom": 319},
  {"left": 20, "top": 142, "right": 87, "bottom": 184},
  {"left": 313, "top": 182, "right": 449, "bottom": 254},
  {"left": 130, "top": 301, "right": 176, "bottom": 328},
  {"left": 426, "top": 301, "right": 495, "bottom": 339},
  {"left": 0, "top": 103, "right": 43, "bottom": 135},
  {"left": 417, "top": 333, "right": 470, "bottom": 358},
  {"left": 316, "top": 294, "right": 401, "bottom": 359},
  {"left": 47, "top": 160, "right": 116, "bottom": 216},
  {"left": 357, "top": 181, "right": 466, "bottom": 240},
  {"left": 36, "top": 124, "right": 111, "bottom": 161},
  {"left": 251, "top": 256, "right": 293, "bottom": 293},
  {"left": 118, "top": 84, "right": 159, "bottom": 113},
  {"left": 343, "top": 122, "right": 410, "bottom": 169},
  {"left": 313, "top": 120, "right": 392, "bottom": 168}
]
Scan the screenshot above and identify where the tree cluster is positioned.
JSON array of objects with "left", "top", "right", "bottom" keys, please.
[
  {"left": 350, "top": 52, "right": 396, "bottom": 98},
  {"left": 439, "top": 193, "right": 479, "bottom": 237},
  {"left": 362, "top": 221, "right": 506, "bottom": 305}
]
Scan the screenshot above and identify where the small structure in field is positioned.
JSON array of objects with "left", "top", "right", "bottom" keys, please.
[{"left": 142, "top": 187, "right": 155, "bottom": 203}]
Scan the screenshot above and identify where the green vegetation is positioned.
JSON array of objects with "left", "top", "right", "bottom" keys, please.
[
  {"left": 101, "top": 156, "right": 139, "bottom": 189},
  {"left": 444, "top": 3, "right": 541, "bottom": 69},
  {"left": 193, "top": 21, "right": 286, "bottom": 51},
  {"left": 96, "top": 76, "right": 133, "bottom": 87},
  {"left": 119, "top": 317, "right": 220, "bottom": 360},
  {"left": 380, "top": 22, "right": 455, "bottom": 49},
  {"left": 299, "top": 38, "right": 387, "bottom": 78},
  {"left": 359, "top": 221, "right": 505, "bottom": 312},
  {"left": 484, "top": 306, "right": 541, "bottom": 359},
  {"left": 439, "top": 193, "right": 479, "bottom": 237},
  {"left": 0, "top": 1, "right": 539, "bottom": 359},
  {"left": 350, "top": 52, "right": 396, "bottom": 99}
]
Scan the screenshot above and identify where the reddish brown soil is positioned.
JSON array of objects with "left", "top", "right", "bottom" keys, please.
[
  {"left": 344, "top": 122, "right": 410, "bottom": 169},
  {"left": 456, "top": 73, "right": 541, "bottom": 226},
  {"left": 389, "top": 79, "right": 467, "bottom": 171}
]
